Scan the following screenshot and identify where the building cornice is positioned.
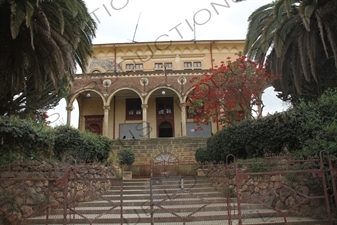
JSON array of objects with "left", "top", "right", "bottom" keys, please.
[
  {"left": 93, "top": 39, "right": 245, "bottom": 48},
  {"left": 74, "top": 69, "right": 209, "bottom": 79}
]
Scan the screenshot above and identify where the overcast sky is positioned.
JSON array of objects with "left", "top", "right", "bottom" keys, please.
[{"left": 48, "top": 0, "right": 290, "bottom": 128}]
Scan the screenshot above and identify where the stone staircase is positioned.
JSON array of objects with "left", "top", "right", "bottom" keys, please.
[{"left": 25, "top": 176, "right": 331, "bottom": 225}]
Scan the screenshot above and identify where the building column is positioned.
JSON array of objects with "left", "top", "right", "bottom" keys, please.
[
  {"left": 180, "top": 103, "right": 187, "bottom": 136},
  {"left": 103, "top": 105, "right": 110, "bottom": 137},
  {"left": 66, "top": 106, "right": 73, "bottom": 126},
  {"left": 142, "top": 104, "right": 149, "bottom": 138}
]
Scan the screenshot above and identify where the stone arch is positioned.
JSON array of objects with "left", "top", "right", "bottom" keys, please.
[
  {"left": 107, "top": 87, "right": 143, "bottom": 105},
  {"left": 183, "top": 86, "right": 196, "bottom": 103},
  {"left": 145, "top": 50, "right": 152, "bottom": 55},
  {"left": 126, "top": 50, "right": 133, "bottom": 56},
  {"left": 183, "top": 48, "right": 191, "bottom": 54},
  {"left": 174, "top": 48, "right": 181, "bottom": 54},
  {"left": 136, "top": 49, "right": 143, "bottom": 56},
  {"left": 68, "top": 89, "right": 106, "bottom": 108},
  {"left": 212, "top": 47, "right": 219, "bottom": 53},
  {"left": 117, "top": 50, "right": 124, "bottom": 56},
  {"left": 145, "top": 86, "right": 182, "bottom": 104},
  {"left": 154, "top": 152, "right": 177, "bottom": 162},
  {"left": 97, "top": 51, "right": 105, "bottom": 57},
  {"left": 193, "top": 48, "right": 200, "bottom": 53},
  {"left": 89, "top": 66, "right": 105, "bottom": 73},
  {"left": 155, "top": 49, "right": 162, "bottom": 55},
  {"left": 202, "top": 48, "right": 210, "bottom": 53},
  {"left": 231, "top": 47, "right": 238, "bottom": 53},
  {"left": 164, "top": 49, "right": 172, "bottom": 54},
  {"left": 221, "top": 48, "right": 229, "bottom": 53}
]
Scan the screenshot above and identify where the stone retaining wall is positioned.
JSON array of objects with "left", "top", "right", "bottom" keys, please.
[
  {"left": 112, "top": 137, "right": 209, "bottom": 164},
  {"left": 207, "top": 164, "right": 327, "bottom": 219},
  {"left": 0, "top": 162, "right": 117, "bottom": 225}
]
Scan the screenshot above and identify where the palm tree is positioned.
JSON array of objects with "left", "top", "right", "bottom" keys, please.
[
  {"left": 0, "top": 0, "right": 96, "bottom": 116},
  {"left": 244, "top": 0, "right": 337, "bottom": 103}
]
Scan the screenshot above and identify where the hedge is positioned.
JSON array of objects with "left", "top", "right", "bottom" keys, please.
[
  {"left": 207, "top": 88, "right": 337, "bottom": 161},
  {"left": 0, "top": 116, "right": 55, "bottom": 165},
  {"left": 206, "top": 112, "right": 304, "bottom": 162},
  {"left": 0, "top": 119, "right": 113, "bottom": 165},
  {"left": 53, "top": 126, "right": 112, "bottom": 163}
]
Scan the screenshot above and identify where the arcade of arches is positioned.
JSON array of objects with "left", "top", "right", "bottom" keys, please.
[{"left": 65, "top": 40, "right": 268, "bottom": 140}]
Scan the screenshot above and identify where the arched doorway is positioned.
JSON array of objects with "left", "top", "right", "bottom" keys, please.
[
  {"left": 158, "top": 121, "right": 173, "bottom": 137},
  {"left": 88, "top": 124, "right": 101, "bottom": 135},
  {"left": 84, "top": 115, "right": 103, "bottom": 135},
  {"left": 153, "top": 153, "right": 177, "bottom": 177},
  {"left": 155, "top": 153, "right": 177, "bottom": 163}
]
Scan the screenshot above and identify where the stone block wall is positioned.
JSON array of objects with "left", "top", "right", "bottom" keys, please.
[
  {"left": 0, "top": 162, "right": 117, "bottom": 225},
  {"left": 111, "top": 137, "right": 209, "bottom": 164},
  {"left": 206, "top": 164, "right": 328, "bottom": 220}
]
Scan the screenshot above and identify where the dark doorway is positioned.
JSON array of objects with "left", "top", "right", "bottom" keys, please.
[
  {"left": 84, "top": 115, "right": 103, "bottom": 135},
  {"left": 158, "top": 121, "right": 173, "bottom": 137},
  {"left": 156, "top": 97, "right": 174, "bottom": 137}
]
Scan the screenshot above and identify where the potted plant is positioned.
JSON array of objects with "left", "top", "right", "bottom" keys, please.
[
  {"left": 195, "top": 147, "right": 209, "bottom": 176},
  {"left": 117, "top": 148, "right": 135, "bottom": 180}
]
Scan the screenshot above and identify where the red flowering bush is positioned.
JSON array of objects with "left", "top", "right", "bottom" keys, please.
[{"left": 187, "top": 52, "right": 279, "bottom": 127}]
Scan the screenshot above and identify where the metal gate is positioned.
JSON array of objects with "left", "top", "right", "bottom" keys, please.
[
  {"left": 0, "top": 164, "right": 123, "bottom": 225},
  {"left": 234, "top": 151, "right": 336, "bottom": 224},
  {"left": 148, "top": 159, "right": 235, "bottom": 225},
  {"left": 1, "top": 153, "right": 336, "bottom": 225}
]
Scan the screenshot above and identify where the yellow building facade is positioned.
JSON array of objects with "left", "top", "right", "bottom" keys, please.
[{"left": 66, "top": 40, "right": 245, "bottom": 139}]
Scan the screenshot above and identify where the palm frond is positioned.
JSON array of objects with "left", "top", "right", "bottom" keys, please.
[
  {"left": 324, "top": 20, "right": 337, "bottom": 68},
  {"left": 291, "top": 48, "right": 303, "bottom": 95},
  {"left": 299, "top": 0, "right": 317, "bottom": 31},
  {"left": 273, "top": 15, "right": 296, "bottom": 57},
  {"left": 297, "top": 30, "right": 311, "bottom": 82},
  {"left": 308, "top": 24, "right": 318, "bottom": 83},
  {"left": 10, "top": 1, "right": 26, "bottom": 39},
  {"left": 315, "top": 10, "right": 329, "bottom": 58}
]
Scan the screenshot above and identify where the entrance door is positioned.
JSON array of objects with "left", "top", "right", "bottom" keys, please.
[
  {"left": 84, "top": 115, "right": 103, "bottom": 135},
  {"left": 158, "top": 122, "right": 173, "bottom": 137},
  {"left": 156, "top": 97, "right": 174, "bottom": 137}
]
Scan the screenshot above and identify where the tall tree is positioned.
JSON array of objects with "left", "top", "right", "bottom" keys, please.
[
  {"left": 0, "top": 0, "right": 96, "bottom": 116},
  {"left": 187, "top": 53, "right": 276, "bottom": 127},
  {"left": 244, "top": 0, "right": 337, "bottom": 104}
]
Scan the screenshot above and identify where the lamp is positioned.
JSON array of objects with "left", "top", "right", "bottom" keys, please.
[
  {"left": 161, "top": 90, "right": 166, "bottom": 95},
  {"left": 86, "top": 92, "right": 91, "bottom": 98}
]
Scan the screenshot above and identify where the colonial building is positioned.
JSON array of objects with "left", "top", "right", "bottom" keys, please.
[{"left": 66, "top": 40, "right": 245, "bottom": 139}]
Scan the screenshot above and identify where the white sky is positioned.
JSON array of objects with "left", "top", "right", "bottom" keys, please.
[{"left": 48, "top": 0, "right": 289, "bottom": 128}]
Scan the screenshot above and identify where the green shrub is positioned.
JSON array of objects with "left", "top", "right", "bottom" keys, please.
[
  {"left": 53, "top": 126, "right": 82, "bottom": 161},
  {"left": 80, "top": 131, "right": 112, "bottom": 162},
  {"left": 207, "top": 88, "right": 337, "bottom": 161},
  {"left": 195, "top": 147, "right": 209, "bottom": 163},
  {"left": 53, "top": 126, "right": 112, "bottom": 163},
  {"left": 117, "top": 148, "right": 135, "bottom": 168},
  {"left": 206, "top": 110, "right": 303, "bottom": 162},
  {"left": 294, "top": 88, "right": 337, "bottom": 157},
  {"left": 0, "top": 116, "right": 54, "bottom": 165}
]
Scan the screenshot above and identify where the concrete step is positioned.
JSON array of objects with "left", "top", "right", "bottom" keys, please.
[
  {"left": 100, "top": 192, "right": 224, "bottom": 201},
  {"left": 107, "top": 187, "right": 217, "bottom": 195},
  {"left": 120, "top": 178, "right": 211, "bottom": 187},
  {"left": 22, "top": 209, "right": 330, "bottom": 225},
  {"left": 24, "top": 177, "right": 329, "bottom": 225},
  {"left": 51, "top": 202, "right": 265, "bottom": 214},
  {"left": 76, "top": 197, "right": 238, "bottom": 207},
  {"left": 22, "top": 220, "right": 331, "bottom": 225}
]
